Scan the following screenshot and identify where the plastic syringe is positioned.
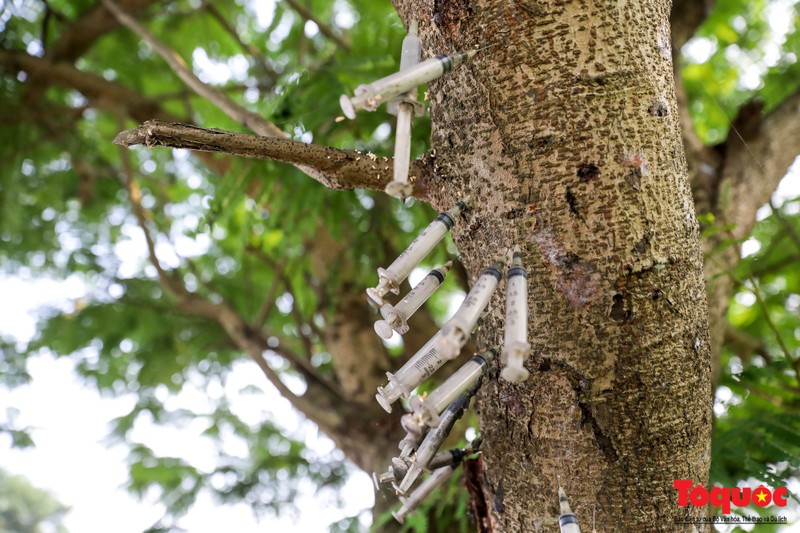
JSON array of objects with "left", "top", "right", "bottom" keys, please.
[
  {"left": 435, "top": 261, "right": 504, "bottom": 360},
  {"left": 339, "top": 50, "right": 476, "bottom": 119},
  {"left": 395, "top": 383, "right": 477, "bottom": 494},
  {"left": 500, "top": 247, "right": 531, "bottom": 382},
  {"left": 366, "top": 198, "right": 468, "bottom": 307},
  {"left": 409, "top": 348, "right": 496, "bottom": 427},
  {"left": 374, "top": 262, "right": 451, "bottom": 339},
  {"left": 385, "top": 21, "right": 423, "bottom": 198},
  {"left": 392, "top": 465, "right": 455, "bottom": 524}
]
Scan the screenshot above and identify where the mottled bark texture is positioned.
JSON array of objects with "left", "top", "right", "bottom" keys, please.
[{"left": 395, "top": 1, "right": 712, "bottom": 530}]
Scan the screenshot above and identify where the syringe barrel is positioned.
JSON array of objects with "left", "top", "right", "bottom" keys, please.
[
  {"left": 503, "top": 266, "right": 528, "bottom": 347},
  {"left": 397, "top": 395, "right": 463, "bottom": 493},
  {"left": 457, "top": 265, "right": 502, "bottom": 330},
  {"left": 394, "top": 266, "right": 447, "bottom": 319},
  {"left": 382, "top": 212, "right": 454, "bottom": 285},
  {"left": 558, "top": 513, "right": 582, "bottom": 533},
  {"left": 392, "top": 465, "right": 454, "bottom": 524},
  {"left": 436, "top": 264, "right": 501, "bottom": 361},
  {"left": 351, "top": 55, "right": 452, "bottom": 113},
  {"left": 427, "top": 449, "right": 462, "bottom": 470},
  {"left": 392, "top": 104, "right": 414, "bottom": 185},
  {"left": 413, "top": 351, "right": 494, "bottom": 426},
  {"left": 377, "top": 332, "right": 447, "bottom": 410},
  {"left": 413, "top": 388, "right": 472, "bottom": 470},
  {"left": 558, "top": 486, "right": 582, "bottom": 533},
  {"left": 399, "top": 23, "right": 421, "bottom": 72},
  {"left": 394, "top": 332, "right": 448, "bottom": 385}
]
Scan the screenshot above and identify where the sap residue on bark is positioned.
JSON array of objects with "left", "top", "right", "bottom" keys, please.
[{"left": 531, "top": 227, "right": 603, "bottom": 309}]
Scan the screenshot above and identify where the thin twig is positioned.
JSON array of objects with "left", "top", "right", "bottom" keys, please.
[
  {"left": 102, "top": 0, "right": 283, "bottom": 138},
  {"left": 727, "top": 228, "right": 800, "bottom": 386},
  {"left": 283, "top": 0, "right": 351, "bottom": 51},
  {"left": 116, "top": 131, "right": 184, "bottom": 296},
  {"left": 204, "top": 2, "right": 278, "bottom": 80}
]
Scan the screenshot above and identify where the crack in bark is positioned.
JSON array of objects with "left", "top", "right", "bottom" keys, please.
[
  {"left": 578, "top": 401, "right": 619, "bottom": 464},
  {"left": 464, "top": 455, "right": 494, "bottom": 532}
]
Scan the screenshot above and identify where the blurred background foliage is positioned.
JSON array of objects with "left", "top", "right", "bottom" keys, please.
[
  {"left": 0, "top": 468, "right": 69, "bottom": 533},
  {"left": 0, "top": 0, "right": 798, "bottom": 531}
]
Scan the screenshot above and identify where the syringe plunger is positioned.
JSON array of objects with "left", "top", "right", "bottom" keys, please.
[{"left": 501, "top": 247, "right": 531, "bottom": 382}]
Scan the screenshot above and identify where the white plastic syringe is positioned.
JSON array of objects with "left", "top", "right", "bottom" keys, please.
[
  {"left": 500, "top": 247, "right": 532, "bottom": 382},
  {"left": 374, "top": 437, "right": 482, "bottom": 494},
  {"left": 395, "top": 383, "right": 477, "bottom": 495},
  {"left": 375, "top": 331, "right": 447, "bottom": 413},
  {"left": 339, "top": 50, "right": 476, "bottom": 120},
  {"left": 558, "top": 479, "right": 582, "bottom": 533},
  {"left": 374, "top": 262, "right": 451, "bottom": 339},
  {"left": 409, "top": 348, "right": 496, "bottom": 427},
  {"left": 435, "top": 260, "right": 504, "bottom": 361},
  {"left": 385, "top": 21, "right": 423, "bottom": 199},
  {"left": 392, "top": 465, "right": 455, "bottom": 524},
  {"left": 367, "top": 198, "right": 468, "bottom": 307}
]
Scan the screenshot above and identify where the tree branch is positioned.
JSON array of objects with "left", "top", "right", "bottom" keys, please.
[
  {"left": 719, "top": 90, "right": 800, "bottom": 241},
  {"left": 255, "top": 256, "right": 288, "bottom": 329},
  {"left": 670, "top": 0, "right": 716, "bottom": 52},
  {"left": 23, "top": 0, "right": 160, "bottom": 103},
  {"left": 204, "top": 2, "right": 278, "bottom": 80},
  {"left": 1, "top": 49, "right": 160, "bottom": 121},
  {"left": 114, "top": 119, "right": 430, "bottom": 196},
  {"left": 0, "top": 49, "right": 230, "bottom": 176},
  {"left": 115, "top": 139, "right": 350, "bottom": 434}
]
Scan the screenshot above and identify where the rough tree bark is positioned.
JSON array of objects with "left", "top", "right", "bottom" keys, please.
[{"left": 391, "top": 0, "right": 712, "bottom": 530}]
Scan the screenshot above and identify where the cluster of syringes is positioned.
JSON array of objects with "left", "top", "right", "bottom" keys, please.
[
  {"left": 361, "top": 197, "right": 533, "bottom": 522},
  {"left": 339, "top": 20, "right": 477, "bottom": 198},
  {"left": 340, "top": 22, "right": 595, "bottom": 532}
]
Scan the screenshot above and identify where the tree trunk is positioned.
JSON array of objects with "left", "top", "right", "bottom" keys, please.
[{"left": 395, "top": 0, "right": 713, "bottom": 530}]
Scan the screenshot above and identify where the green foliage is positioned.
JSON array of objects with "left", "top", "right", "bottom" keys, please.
[
  {"left": 0, "top": 469, "right": 69, "bottom": 533},
  {"left": 681, "top": 0, "right": 800, "bottom": 143},
  {"left": 711, "top": 197, "right": 800, "bottom": 528}
]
